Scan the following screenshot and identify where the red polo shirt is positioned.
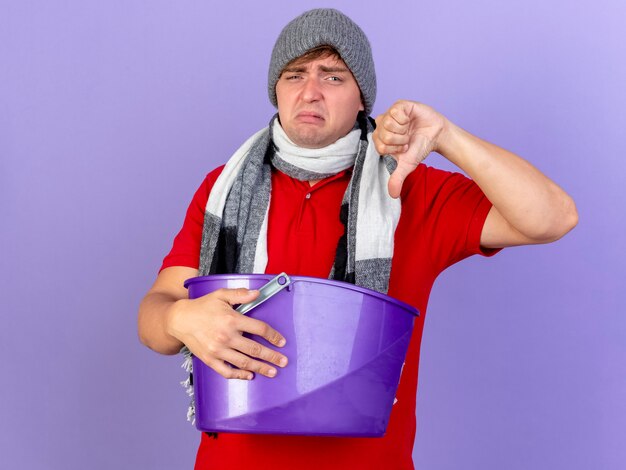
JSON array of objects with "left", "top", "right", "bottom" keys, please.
[{"left": 161, "top": 163, "right": 497, "bottom": 469}]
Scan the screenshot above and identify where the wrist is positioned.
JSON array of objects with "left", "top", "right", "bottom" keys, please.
[
  {"left": 436, "top": 118, "right": 461, "bottom": 157},
  {"left": 165, "top": 298, "right": 187, "bottom": 342},
  {"left": 436, "top": 120, "right": 479, "bottom": 171}
]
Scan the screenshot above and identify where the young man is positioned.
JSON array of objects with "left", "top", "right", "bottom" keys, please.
[{"left": 138, "top": 8, "right": 577, "bottom": 469}]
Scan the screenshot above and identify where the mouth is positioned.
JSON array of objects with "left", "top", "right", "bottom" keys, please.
[{"left": 296, "top": 111, "right": 325, "bottom": 123}]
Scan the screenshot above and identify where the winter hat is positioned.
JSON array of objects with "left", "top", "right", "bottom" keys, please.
[{"left": 268, "top": 8, "right": 377, "bottom": 115}]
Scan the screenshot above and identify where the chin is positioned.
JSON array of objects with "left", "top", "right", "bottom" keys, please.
[{"left": 291, "top": 131, "right": 332, "bottom": 149}]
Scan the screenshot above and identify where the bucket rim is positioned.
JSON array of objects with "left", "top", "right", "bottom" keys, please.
[{"left": 184, "top": 274, "right": 419, "bottom": 317}]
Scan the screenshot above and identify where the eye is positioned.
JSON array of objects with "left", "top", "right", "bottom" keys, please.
[
  {"left": 327, "top": 76, "right": 343, "bottom": 82},
  {"left": 285, "top": 74, "right": 301, "bottom": 81}
]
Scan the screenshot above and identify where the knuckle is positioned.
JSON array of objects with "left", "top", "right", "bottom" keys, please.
[
  {"left": 238, "top": 357, "right": 251, "bottom": 370},
  {"left": 223, "top": 315, "right": 237, "bottom": 329},
  {"left": 217, "top": 369, "right": 230, "bottom": 379},
  {"left": 390, "top": 106, "right": 400, "bottom": 117},
  {"left": 248, "top": 343, "right": 263, "bottom": 358},
  {"left": 258, "top": 323, "right": 271, "bottom": 338},
  {"left": 214, "top": 288, "right": 227, "bottom": 297},
  {"left": 197, "top": 352, "right": 212, "bottom": 366},
  {"left": 271, "top": 332, "right": 283, "bottom": 345},
  {"left": 206, "top": 343, "right": 220, "bottom": 356},
  {"left": 214, "top": 331, "right": 230, "bottom": 345}
]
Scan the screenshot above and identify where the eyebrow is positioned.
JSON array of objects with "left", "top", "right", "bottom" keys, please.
[
  {"left": 282, "top": 65, "right": 350, "bottom": 74},
  {"left": 319, "top": 65, "right": 349, "bottom": 73}
]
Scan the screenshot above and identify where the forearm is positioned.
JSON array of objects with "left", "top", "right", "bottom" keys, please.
[
  {"left": 438, "top": 121, "right": 578, "bottom": 241},
  {"left": 138, "top": 292, "right": 185, "bottom": 355}
]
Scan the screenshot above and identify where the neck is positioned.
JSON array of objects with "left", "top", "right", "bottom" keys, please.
[{"left": 270, "top": 118, "right": 360, "bottom": 182}]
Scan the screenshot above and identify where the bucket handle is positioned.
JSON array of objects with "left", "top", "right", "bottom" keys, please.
[{"left": 235, "top": 272, "right": 291, "bottom": 315}]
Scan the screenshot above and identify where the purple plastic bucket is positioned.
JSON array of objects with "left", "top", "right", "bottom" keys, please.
[{"left": 185, "top": 274, "right": 419, "bottom": 437}]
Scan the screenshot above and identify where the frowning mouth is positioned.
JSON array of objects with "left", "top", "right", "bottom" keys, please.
[{"left": 296, "top": 111, "right": 325, "bottom": 123}]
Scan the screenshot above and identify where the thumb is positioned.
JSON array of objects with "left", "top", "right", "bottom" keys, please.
[
  {"left": 388, "top": 160, "right": 414, "bottom": 199},
  {"left": 215, "top": 287, "right": 260, "bottom": 306}
]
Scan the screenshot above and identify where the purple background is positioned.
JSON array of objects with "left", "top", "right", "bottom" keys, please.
[{"left": 2, "top": 1, "right": 624, "bottom": 469}]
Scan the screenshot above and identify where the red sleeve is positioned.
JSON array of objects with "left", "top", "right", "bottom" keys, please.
[
  {"left": 159, "top": 165, "right": 225, "bottom": 272},
  {"left": 401, "top": 164, "right": 500, "bottom": 275}
]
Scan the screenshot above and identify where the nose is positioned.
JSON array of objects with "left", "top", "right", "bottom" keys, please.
[{"left": 301, "top": 77, "right": 322, "bottom": 103}]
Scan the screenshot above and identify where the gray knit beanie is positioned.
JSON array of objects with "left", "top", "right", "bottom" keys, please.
[{"left": 268, "top": 8, "right": 376, "bottom": 115}]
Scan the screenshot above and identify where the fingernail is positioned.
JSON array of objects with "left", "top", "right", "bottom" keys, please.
[
  {"left": 267, "top": 368, "right": 277, "bottom": 377},
  {"left": 278, "top": 338, "right": 286, "bottom": 347},
  {"left": 279, "top": 357, "right": 288, "bottom": 367}
]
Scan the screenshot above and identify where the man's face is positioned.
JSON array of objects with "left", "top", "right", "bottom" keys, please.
[{"left": 276, "top": 54, "right": 364, "bottom": 149}]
